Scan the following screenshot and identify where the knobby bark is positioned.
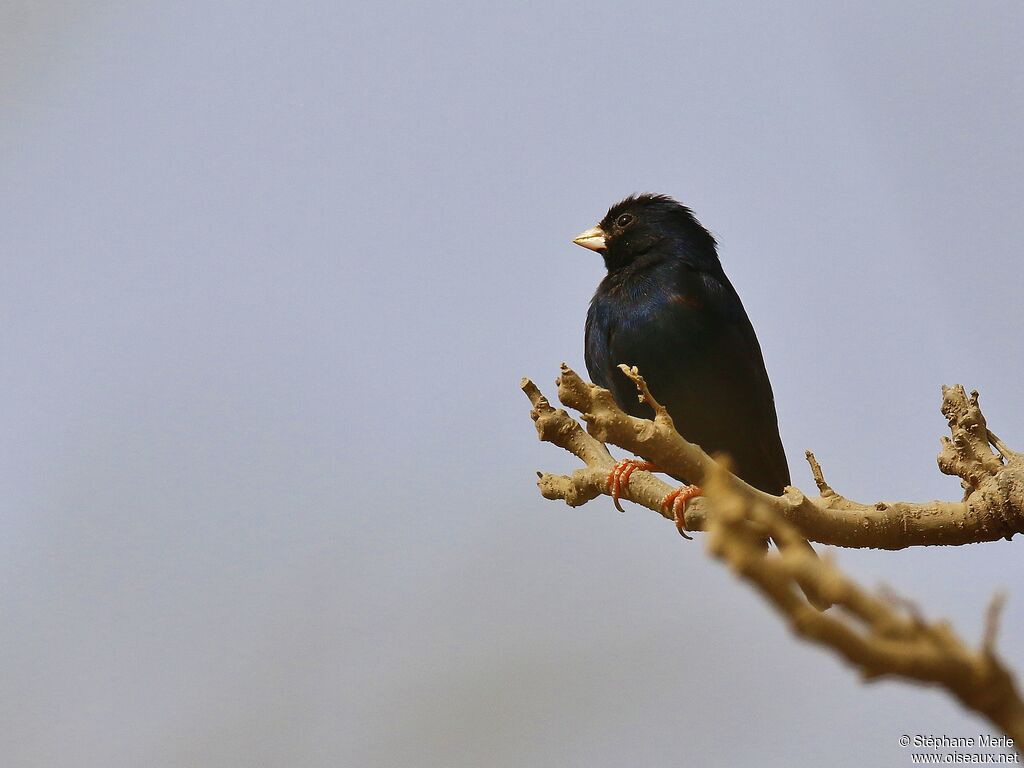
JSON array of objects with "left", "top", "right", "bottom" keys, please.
[{"left": 522, "top": 365, "right": 1023, "bottom": 748}]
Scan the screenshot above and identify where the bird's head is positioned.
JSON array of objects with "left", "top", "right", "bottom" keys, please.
[{"left": 573, "top": 193, "right": 719, "bottom": 272}]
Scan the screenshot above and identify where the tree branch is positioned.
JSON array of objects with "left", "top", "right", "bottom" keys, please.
[
  {"left": 523, "top": 365, "right": 1024, "bottom": 747},
  {"left": 701, "top": 460, "right": 1024, "bottom": 747},
  {"left": 523, "top": 366, "right": 1024, "bottom": 550}
]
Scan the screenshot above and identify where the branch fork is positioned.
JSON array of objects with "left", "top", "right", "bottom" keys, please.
[
  {"left": 524, "top": 369, "right": 1024, "bottom": 550},
  {"left": 522, "top": 365, "right": 1024, "bottom": 745}
]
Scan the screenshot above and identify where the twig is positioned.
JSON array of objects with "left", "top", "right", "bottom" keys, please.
[{"left": 804, "top": 450, "right": 836, "bottom": 497}]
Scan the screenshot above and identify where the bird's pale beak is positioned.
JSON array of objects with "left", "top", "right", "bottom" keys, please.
[{"left": 573, "top": 226, "right": 607, "bottom": 252}]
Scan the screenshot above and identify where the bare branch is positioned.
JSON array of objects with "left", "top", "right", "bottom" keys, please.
[
  {"left": 700, "top": 461, "right": 1024, "bottom": 746},
  {"left": 523, "top": 365, "right": 1024, "bottom": 746},
  {"left": 524, "top": 367, "right": 1024, "bottom": 550},
  {"left": 617, "top": 363, "right": 670, "bottom": 420},
  {"left": 523, "top": 375, "right": 725, "bottom": 533},
  {"left": 804, "top": 450, "right": 836, "bottom": 498},
  {"left": 984, "top": 592, "right": 1008, "bottom": 656}
]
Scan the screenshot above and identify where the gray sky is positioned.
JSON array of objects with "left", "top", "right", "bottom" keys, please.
[{"left": 3, "top": 2, "right": 1023, "bottom": 766}]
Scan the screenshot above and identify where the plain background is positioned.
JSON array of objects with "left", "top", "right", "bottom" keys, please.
[{"left": 3, "top": 2, "right": 1023, "bottom": 766}]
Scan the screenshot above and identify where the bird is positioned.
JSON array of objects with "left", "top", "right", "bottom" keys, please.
[{"left": 575, "top": 193, "right": 790, "bottom": 534}]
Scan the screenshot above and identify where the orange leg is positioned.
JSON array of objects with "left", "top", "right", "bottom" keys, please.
[
  {"left": 661, "top": 485, "right": 703, "bottom": 539},
  {"left": 606, "top": 459, "right": 658, "bottom": 512}
]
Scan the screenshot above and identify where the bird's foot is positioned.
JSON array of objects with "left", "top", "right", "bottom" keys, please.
[
  {"left": 606, "top": 459, "right": 658, "bottom": 513},
  {"left": 661, "top": 485, "right": 702, "bottom": 540}
]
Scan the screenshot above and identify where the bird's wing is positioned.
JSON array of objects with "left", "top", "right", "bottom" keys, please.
[
  {"left": 585, "top": 263, "right": 790, "bottom": 493},
  {"left": 685, "top": 269, "right": 791, "bottom": 492},
  {"left": 588, "top": 265, "right": 790, "bottom": 493},
  {"left": 584, "top": 294, "right": 618, "bottom": 392}
]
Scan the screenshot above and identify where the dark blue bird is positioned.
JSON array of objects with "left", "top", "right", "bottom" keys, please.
[{"left": 577, "top": 194, "right": 790, "bottom": 508}]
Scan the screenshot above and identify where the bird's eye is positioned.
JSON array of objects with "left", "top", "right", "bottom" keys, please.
[{"left": 616, "top": 213, "right": 634, "bottom": 228}]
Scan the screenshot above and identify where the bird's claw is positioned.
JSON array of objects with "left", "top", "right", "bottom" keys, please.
[
  {"left": 661, "top": 485, "right": 702, "bottom": 539},
  {"left": 606, "top": 459, "right": 658, "bottom": 512}
]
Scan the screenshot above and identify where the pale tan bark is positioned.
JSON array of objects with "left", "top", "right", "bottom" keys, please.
[{"left": 522, "top": 365, "right": 1024, "bottom": 747}]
